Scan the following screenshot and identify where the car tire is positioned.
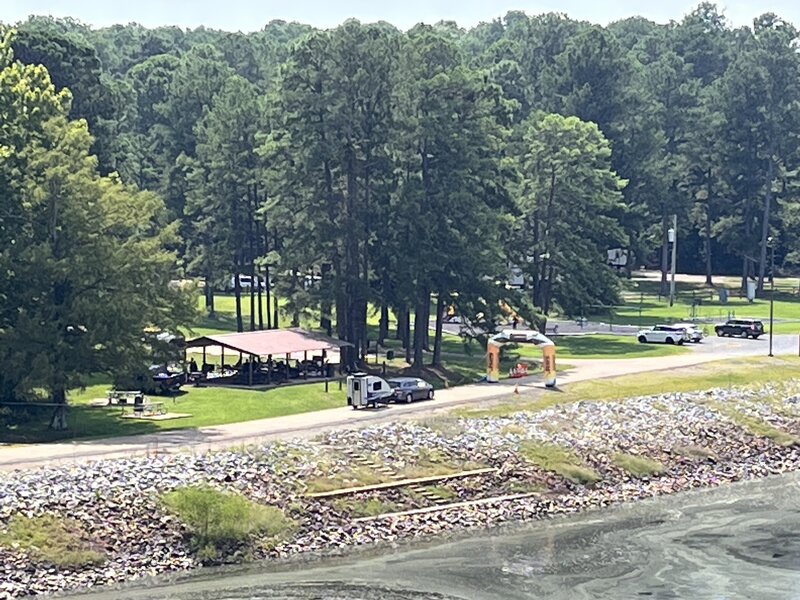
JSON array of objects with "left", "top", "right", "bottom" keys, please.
[
  {"left": 666, "top": 337, "right": 675, "bottom": 345},
  {"left": 405, "top": 393, "right": 413, "bottom": 404},
  {"left": 427, "top": 389, "right": 434, "bottom": 400},
  {"left": 638, "top": 335, "right": 647, "bottom": 343},
  {"left": 677, "top": 339, "right": 684, "bottom": 345},
  {"left": 740, "top": 330, "right": 748, "bottom": 339}
]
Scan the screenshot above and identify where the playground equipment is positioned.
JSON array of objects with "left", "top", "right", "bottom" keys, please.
[{"left": 486, "top": 329, "right": 557, "bottom": 388}]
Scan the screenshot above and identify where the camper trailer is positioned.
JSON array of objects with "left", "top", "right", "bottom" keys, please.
[{"left": 346, "top": 373, "right": 394, "bottom": 409}]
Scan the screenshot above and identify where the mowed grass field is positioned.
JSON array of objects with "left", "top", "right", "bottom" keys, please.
[{"left": 591, "top": 275, "right": 800, "bottom": 334}]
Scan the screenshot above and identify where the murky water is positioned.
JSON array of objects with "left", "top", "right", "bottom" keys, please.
[{"left": 64, "top": 472, "right": 800, "bottom": 600}]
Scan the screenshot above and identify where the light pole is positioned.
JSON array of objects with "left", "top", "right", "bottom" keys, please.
[
  {"left": 768, "top": 236, "right": 775, "bottom": 357},
  {"left": 668, "top": 215, "right": 677, "bottom": 307}
]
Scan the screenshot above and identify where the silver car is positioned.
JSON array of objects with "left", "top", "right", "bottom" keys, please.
[
  {"left": 672, "top": 323, "right": 704, "bottom": 343},
  {"left": 387, "top": 377, "right": 434, "bottom": 403}
]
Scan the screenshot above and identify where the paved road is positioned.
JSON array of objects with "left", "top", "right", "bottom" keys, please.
[{"left": 0, "top": 335, "right": 796, "bottom": 472}]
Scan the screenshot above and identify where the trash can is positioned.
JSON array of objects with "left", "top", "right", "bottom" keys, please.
[
  {"left": 386, "top": 350, "right": 395, "bottom": 360},
  {"left": 326, "top": 364, "right": 335, "bottom": 378}
]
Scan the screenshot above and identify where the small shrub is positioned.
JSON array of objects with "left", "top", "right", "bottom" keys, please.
[
  {"left": 612, "top": 453, "right": 665, "bottom": 478},
  {"left": 519, "top": 441, "right": 600, "bottom": 485},
  {"left": 161, "top": 485, "right": 295, "bottom": 556},
  {"left": 0, "top": 514, "right": 105, "bottom": 567}
]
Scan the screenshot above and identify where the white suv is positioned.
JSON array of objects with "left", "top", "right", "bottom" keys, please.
[{"left": 637, "top": 325, "right": 688, "bottom": 345}]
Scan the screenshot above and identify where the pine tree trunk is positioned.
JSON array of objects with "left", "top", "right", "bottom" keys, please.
[
  {"left": 378, "top": 301, "right": 389, "bottom": 346},
  {"left": 204, "top": 269, "right": 215, "bottom": 317},
  {"left": 49, "top": 385, "right": 68, "bottom": 431},
  {"left": 249, "top": 277, "right": 256, "bottom": 332},
  {"left": 431, "top": 293, "right": 445, "bottom": 367},
  {"left": 257, "top": 273, "right": 264, "bottom": 330},
  {"left": 204, "top": 270, "right": 215, "bottom": 318},
  {"left": 412, "top": 292, "right": 428, "bottom": 370},
  {"left": 320, "top": 263, "right": 333, "bottom": 336},
  {"left": 234, "top": 270, "right": 243, "bottom": 333},
  {"left": 396, "top": 307, "right": 406, "bottom": 341}
]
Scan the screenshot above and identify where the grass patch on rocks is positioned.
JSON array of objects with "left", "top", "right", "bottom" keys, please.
[
  {"left": 161, "top": 485, "right": 295, "bottom": 560},
  {"left": 0, "top": 514, "right": 105, "bottom": 568},
  {"left": 519, "top": 442, "right": 600, "bottom": 485},
  {"left": 398, "top": 449, "right": 483, "bottom": 480},
  {"left": 672, "top": 444, "right": 716, "bottom": 460},
  {"left": 711, "top": 404, "right": 798, "bottom": 447},
  {"left": 612, "top": 453, "right": 664, "bottom": 478},
  {"left": 305, "top": 467, "right": 384, "bottom": 494},
  {"left": 332, "top": 497, "right": 400, "bottom": 518},
  {"left": 425, "top": 485, "right": 456, "bottom": 501}
]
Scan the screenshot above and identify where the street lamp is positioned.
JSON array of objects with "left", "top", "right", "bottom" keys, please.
[{"left": 768, "top": 236, "right": 775, "bottom": 357}]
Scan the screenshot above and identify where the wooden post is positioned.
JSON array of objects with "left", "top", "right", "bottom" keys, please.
[
  {"left": 202, "top": 346, "right": 206, "bottom": 368},
  {"left": 325, "top": 378, "right": 329, "bottom": 393},
  {"left": 221, "top": 347, "right": 225, "bottom": 370},
  {"left": 303, "top": 351, "right": 308, "bottom": 379},
  {"left": 249, "top": 354, "right": 254, "bottom": 386},
  {"left": 267, "top": 354, "right": 272, "bottom": 384}
]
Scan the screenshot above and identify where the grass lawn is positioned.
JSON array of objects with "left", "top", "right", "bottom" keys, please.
[
  {"left": 518, "top": 334, "right": 688, "bottom": 360},
  {"left": 3, "top": 381, "right": 345, "bottom": 444},
  {"left": 459, "top": 355, "right": 800, "bottom": 418},
  {"left": 606, "top": 277, "right": 800, "bottom": 331}
]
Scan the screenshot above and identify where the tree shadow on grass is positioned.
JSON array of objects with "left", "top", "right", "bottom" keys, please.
[{"left": 1, "top": 403, "right": 164, "bottom": 444}]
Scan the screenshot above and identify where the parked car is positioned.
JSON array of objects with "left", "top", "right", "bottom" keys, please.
[
  {"left": 714, "top": 318, "right": 764, "bottom": 339},
  {"left": 387, "top": 377, "right": 435, "bottom": 403},
  {"left": 637, "top": 325, "right": 687, "bottom": 345},
  {"left": 672, "top": 323, "right": 704, "bottom": 343}
]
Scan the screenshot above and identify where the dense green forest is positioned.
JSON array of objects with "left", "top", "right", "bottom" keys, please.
[{"left": 2, "top": 4, "right": 800, "bottom": 418}]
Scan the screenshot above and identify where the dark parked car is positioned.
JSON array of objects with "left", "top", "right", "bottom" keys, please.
[
  {"left": 714, "top": 318, "right": 765, "bottom": 339},
  {"left": 387, "top": 377, "right": 434, "bottom": 403}
]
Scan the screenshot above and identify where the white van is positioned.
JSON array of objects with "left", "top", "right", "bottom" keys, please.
[{"left": 346, "top": 373, "right": 394, "bottom": 409}]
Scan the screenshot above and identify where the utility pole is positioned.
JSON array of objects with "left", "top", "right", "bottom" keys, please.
[
  {"left": 768, "top": 236, "right": 775, "bottom": 357},
  {"left": 669, "top": 215, "right": 677, "bottom": 307}
]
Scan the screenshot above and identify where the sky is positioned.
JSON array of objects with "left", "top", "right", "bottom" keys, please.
[{"left": 4, "top": 0, "right": 800, "bottom": 32}]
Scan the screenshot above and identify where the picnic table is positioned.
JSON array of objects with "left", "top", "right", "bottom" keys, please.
[
  {"left": 106, "top": 390, "right": 141, "bottom": 406},
  {"left": 121, "top": 401, "right": 167, "bottom": 417}
]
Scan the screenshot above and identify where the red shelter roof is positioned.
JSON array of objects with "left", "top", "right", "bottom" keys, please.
[{"left": 185, "top": 328, "right": 351, "bottom": 357}]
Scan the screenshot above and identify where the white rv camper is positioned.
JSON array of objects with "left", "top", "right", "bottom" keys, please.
[{"left": 346, "top": 373, "right": 394, "bottom": 409}]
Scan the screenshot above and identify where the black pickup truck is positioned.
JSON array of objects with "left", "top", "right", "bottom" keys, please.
[{"left": 714, "top": 319, "right": 765, "bottom": 339}]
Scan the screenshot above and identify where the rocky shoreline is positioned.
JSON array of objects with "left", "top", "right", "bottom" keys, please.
[{"left": 1, "top": 382, "right": 800, "bottom": 599}]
